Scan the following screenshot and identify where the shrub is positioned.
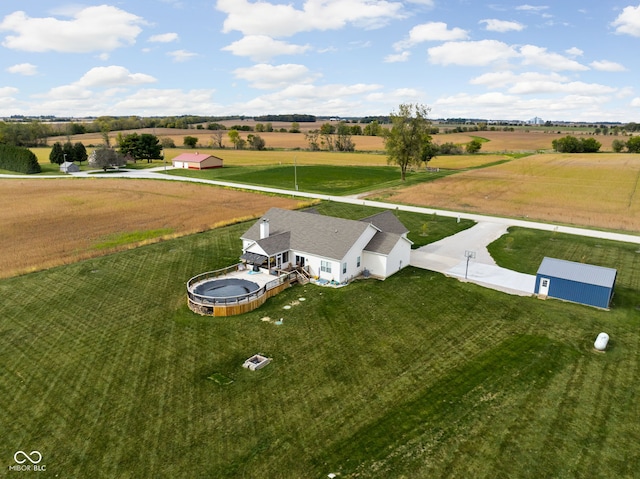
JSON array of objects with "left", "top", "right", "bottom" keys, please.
[{"left": 0, "top": 144, "right": 41, "bottom": 174}]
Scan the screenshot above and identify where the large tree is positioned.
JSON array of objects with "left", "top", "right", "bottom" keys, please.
[
  {"left": 119, "top": 133, "right": 162, "bottom": 162},
  {"left": 49, "top": 142, "right": 65, "bottom": 165},
  {"left": 384, "top": 103, "right": 434, "bottom": 181},
  {"left": 73, "top": 142, "right": 88, "bottom": 165},
  {"left": 627, "top": 136, "right": 640, "bottom": 153},
  {"left": 88, "top": 147, "right": 126, "bottom": 171}
]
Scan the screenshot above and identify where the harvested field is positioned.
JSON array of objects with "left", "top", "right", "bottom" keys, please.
[
  {"left": 0, "top": 179, "right": 300, "bottom": 278},
  {"left": 384, "top": 153, "right": 640, "bottom": 232},
  {"left": 66, "top": 127, "right": 386, "bottom": 151},
  {"left": 435, "top": 130, "right": 619, "bottom": 152}
]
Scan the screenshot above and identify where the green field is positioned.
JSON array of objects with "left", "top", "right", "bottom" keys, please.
[
  {"left": 1, "top": 203, "right": 639, "bottom": 478},
  {"left": 165, "top": 164, "right": 457, "bottom": 195}
]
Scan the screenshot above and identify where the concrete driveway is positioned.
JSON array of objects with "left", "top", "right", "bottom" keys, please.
[{"left": 410, "top": 222, "right": 537, "bottom": 296}]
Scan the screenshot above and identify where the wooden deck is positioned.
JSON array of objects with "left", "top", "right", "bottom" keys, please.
[{"left": 187, "top": 265, "right": 297, "bottom": 317}]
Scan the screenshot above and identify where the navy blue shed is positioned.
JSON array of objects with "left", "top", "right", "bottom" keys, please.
[{"left": 535, "top": 257, "right": 617, "bottom": 309}]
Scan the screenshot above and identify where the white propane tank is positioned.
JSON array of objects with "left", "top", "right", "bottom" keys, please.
[{"left": 594, "top": 332, "right": 609, "bottom": 351}]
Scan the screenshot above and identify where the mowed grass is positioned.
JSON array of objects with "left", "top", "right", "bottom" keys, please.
[
  {"left": 1, "top": 205, "right": 639, "bottom": 478},
  {"left": 488, "top": 226, "right": 640, "bottom": 296},
  {"left": 166, "top": 164, "right": 416, "bottom": 195},
  {"left": 387, "top": 153, "right": 640, "bottom": 233}
]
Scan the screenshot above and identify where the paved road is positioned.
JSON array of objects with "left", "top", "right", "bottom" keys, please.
[{"left": 3, "top": 166, "right": 638, "bottom": 295}]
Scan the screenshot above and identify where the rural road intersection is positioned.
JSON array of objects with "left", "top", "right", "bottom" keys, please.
[{"left": 4, "top": 166, "right": 639, "bottom": 296}]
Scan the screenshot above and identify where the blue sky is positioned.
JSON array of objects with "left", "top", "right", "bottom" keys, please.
[{"left": 1, "top": 1, "right": 640, "bottom": 121}]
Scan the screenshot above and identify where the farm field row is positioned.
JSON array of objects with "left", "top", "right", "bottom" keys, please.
[
  {"left": 61, "top": 126, "right": 622, "bottom": 153},
  {"left": 0, "top": 179, "right": 301, "bottom": 279},
  {"left": 384, "top": 153, "right": 640, "bottom": 233},
  {"left": 1, "top": 204, "right": 638, "bottom": 477}
]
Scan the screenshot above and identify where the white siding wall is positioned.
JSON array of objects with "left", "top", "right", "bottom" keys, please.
[
  {"left": 338, "top": 226, "right": 378, "bottom": 282},
  {"left": 362, "top": 252, "right": 387, "bottom": 279},
  {"left": 385, "top": 238, "right": 412, "bottom": 276},
  {"left": 362, "top": 238, "right": 411, "bottom": 279}
]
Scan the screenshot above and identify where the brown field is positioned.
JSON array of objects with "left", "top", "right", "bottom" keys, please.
[
  {"left": 384, "top": 153, "right": 640, "bottom": 232},
  {"left": 64, "top": 126, "right": 622, "bottom": 154},
  {"left": 66, "top": 127, "right": 386, "bottom": 151},
  {"left": 0, "top": 179, "right": 301, "bottom": 278},
  {"left": 437, "top": 130, "right": 620, "bottom": 152}
]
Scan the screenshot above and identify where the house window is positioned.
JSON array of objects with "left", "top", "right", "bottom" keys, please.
[
  {"left": 342, "top": 262, "right": 347, "bottom": 274},
  {"left": 321, "top": 260, "right": 331, "bottom": 273},
  {"left": 357, "top": 256, "right": 361, "bottom": 267}
]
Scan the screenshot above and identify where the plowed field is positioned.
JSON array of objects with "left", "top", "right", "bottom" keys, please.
[
  {"left": 0, "top": 179, "right": 300, "bottom": 278},
  {"left": 385, "top": 153, "right": 640, "bottom": 232}
]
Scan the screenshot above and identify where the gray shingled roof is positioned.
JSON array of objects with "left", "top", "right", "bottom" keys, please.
[
  {"left": 537, "top": 257, "right": 617, "bottom": 288},
  {"left": 242, "top": 208, "right": 375, "bottom": 261},
  {"left": 256, "top": 232, "right": 290, "bottom": 256},
  {"left": 364, "top": 231, "right": 403, "bottom": 255},
  {"left": 359, "top": 210, "right": 409, "bottom": 235}
]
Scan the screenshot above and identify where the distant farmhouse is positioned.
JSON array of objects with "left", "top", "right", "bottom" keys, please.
[
  {"left": 240, "top": 208, "right": 412, "bottom": 282},
  {"left": 172, "top": 152, "right": 223, "bottom": 170}
]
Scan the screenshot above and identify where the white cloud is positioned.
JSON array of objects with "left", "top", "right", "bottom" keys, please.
[
  {"left": 216, "top": 0, "right": 405, "bottom": 37},
  {"left": 0, "top": 6, "right": 144, "bottom": 53},
  {"left": 76, "top": 66, "right": 157, "bottom": 87},
  {"left": 612, "top": 4, "right": 640, "bottom": 36},
  {"left": 7, "top": 63, "right": 37, "bottom": 76},
  {"left": 384, "top": 51, "right": 411, "bottom": 63},
  {"left": 590, "top": 60, "right": 626, "bottom": 72},
  {"left": 239, "top": 82, "right": 383, "bottom": 116},
  {"left": 519, "top": 44, "right": 589, "bottom": 71},
  {"left": 431, "top": 91, "right": 614, "bottom": 122},
  {"left": 471, "top": 71, "right": 568, "bottom": 88},
  {"left": 470, "top": 70, "right": 614, "bottom": 96},
  {"left": 631, "top": 97, "right": 640, "bottom": 107},
  {"left": 565, "top": 47, "right": 583, "bottom": 57},
  {"left": 428, "top": 40, "right": 518, "bottom": 66},
  {"left": 222, "top": 35, "right": 311, "bottom": 61},
  {"left": 516, "top": 5, "right": 550, "bottom": 13},
  {"left": 32, "top": 87, "right": 221, "bottom": 117},
  {"left": 168, "top": 50, "right": 198, "bottom": 62},
  {"left": 40, "top": 85, "right": 94, "bottom": 100},
  {"left": 112, "top": 89, "right": 220, "bottom": 115},
  {"left": 393, "top": 22, "right": 469, "bottom": 50},
  {"left": 0, "top": 86, "right": 19, "bottom": 97},
  {"left": 233, "top": 63, "right": 318, "bottom": 89},
  {"left": 479, "top": 19, "right": 525, "bottom": 32},
  {"left": 405, "top": 0, "right": 434, "bottom": 5},
  {"left": 149, "top": 33, "right": 179, "bottom": 43}
]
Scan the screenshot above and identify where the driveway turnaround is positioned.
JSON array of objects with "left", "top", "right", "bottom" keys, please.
[{"left": 410, "top": 222, "right": 537, "bottom": 296}]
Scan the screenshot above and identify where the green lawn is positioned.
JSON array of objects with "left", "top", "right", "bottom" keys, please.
[
  {"left": 1, "top": 206, "right": 639, "bottom": 478},
  {"left": 165, "top": 164, "right": 456, "bottom": 195}
]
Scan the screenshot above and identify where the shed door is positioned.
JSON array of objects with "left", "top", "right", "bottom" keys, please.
[{"left": 539, "top": 277, "right": 550, "bottom": 296}]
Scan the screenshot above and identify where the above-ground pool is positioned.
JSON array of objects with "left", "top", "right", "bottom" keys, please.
[
  {"left": 187, "top": 265, "right": 297, "bottom": 317},
  {"left": 192, "top": 278, "right": 261, "bottom": 300}
]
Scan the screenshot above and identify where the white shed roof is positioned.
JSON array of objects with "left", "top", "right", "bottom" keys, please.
[{"left": 536, "top": 257, "right": 617, "bottom": 288}]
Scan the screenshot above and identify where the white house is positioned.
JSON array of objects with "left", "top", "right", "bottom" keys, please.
[{"left": 240, "top": 208, "right": 412, "bottom": 282}]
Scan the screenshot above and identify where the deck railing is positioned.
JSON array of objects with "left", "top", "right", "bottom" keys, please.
[{"left": 187, "top": 264, "right": 297, "bottom": 310}]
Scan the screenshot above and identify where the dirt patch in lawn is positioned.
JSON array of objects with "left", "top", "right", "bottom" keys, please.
[{"left": 0, "top": 179, "right": 300, "bottom": 278}]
